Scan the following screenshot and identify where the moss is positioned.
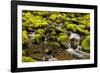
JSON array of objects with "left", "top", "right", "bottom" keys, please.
[
  {"left": 30, "top": 53, "right": 44, "bottom": 60},
  {"left": 22, "top": 11, "right": 48, "bottom": 29},
  {"left": 49, "top": 42, "right": 60, "bottom": 49},
  {"left": 22, "top": 56, "right": 37, "bottom": 62},
  {"left": 34, "top": 34, "right": 42, "bottom": 43},
  {"left": 50, "top": 30, "right": 56, "bottom": 35},
  {"left": 48, "top": 36, "right": 57, "bottom": 41},
  {"left": 78, "top": 25, "right": 85, "bottom": 29},
  {"left": 50, "top": 14, "right": 58, "bottom": 20},
  {"left": 55, "top": 28, "right": 64, "bottom": 32},
  {"left": 66, "top": 24, "right": 77, "bottom": 32},
  {"left": 22, "top": 11, "right": 90, "bottom": 60},
  {"left": 44, "top": 49, "right": 50, "bottom": 53},
  {"left": 22, "top": 50, "right": 27, "bottom": 56},
  {"left": 76, "top": 26, "right": 85, "bottom": 34},
  {"left": 57, "top": 35, "right": 68, "bottom": 43},
  {"left": 81, "top": 36, "right": 90, "bottom": 53},
  {"left": 57, "top": 34, "right": 69, "bottom": 49},
  {"left": 36, "top": 29, "right": 45, "bottom": 35},
  {"left": 22, "top": 30, "right": 28, "bottom": 45}
]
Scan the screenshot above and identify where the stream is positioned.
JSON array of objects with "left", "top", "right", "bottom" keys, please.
[{"left": 27, "top": 31, "right": 90, "bottom": 61}]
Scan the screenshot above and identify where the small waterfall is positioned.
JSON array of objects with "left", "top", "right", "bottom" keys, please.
[
  {"left": 28, "top": 32, "right": 35, "bottom": 39},
  {"left": 44, "top": 36, "right": 47, "bottom": 44},
  {"left": 66, "top": 32, "right": 90, "bottom": 59}
]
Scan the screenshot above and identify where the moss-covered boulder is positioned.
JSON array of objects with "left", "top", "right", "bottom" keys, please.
[
  {"left": 66, "top": 24, "right": 77, "bottom": 32},
  {"left": 81, "top": 36, "right": 90, "bottom": 53},
  {"left": 36, "top": 29, "right": 45, "bottom": 35},
  {"left": 49, "top": 42, "right": 60, "bottom": 49},
  {"left": 57, "top": 34, "right": 69, "bottom": 49},
  {"left": 34, "top": 34, "right": 42, "bottom": 43}
]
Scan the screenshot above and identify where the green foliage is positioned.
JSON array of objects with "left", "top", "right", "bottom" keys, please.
[
  {"left": 22, "top": 30, "right": 28, "bottom": 45},
  {"left": 22, "top": 56, "right": 37, "bottom": 62},
  {"left": 81, "top": 36, "right": 90, "bottom": 53}
]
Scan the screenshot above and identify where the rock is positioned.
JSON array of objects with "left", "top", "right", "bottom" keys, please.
[
  {"left": 48, "top": 56, "right": 58, "bottom": 61},
  {"left": 69, "top": 32, "right": 80, "bottom": 41},
  {"left": 66, "top": 48, "right": 90, "bottom": 59}
]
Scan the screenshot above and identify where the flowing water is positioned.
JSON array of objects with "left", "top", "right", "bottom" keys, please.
[
  {"left": 66, "top": 32, "right": 90, "bottom": 59},
  {"left": 27, "top": 31, "right": 90, "bottom": 61}
]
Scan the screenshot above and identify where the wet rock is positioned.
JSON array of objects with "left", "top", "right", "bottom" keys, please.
[
  {"left": 66, "top": 48, "right": 90, "bottom": 59},
  {"left": 48, "top": 56, "right": 58, "bottom": 61}
]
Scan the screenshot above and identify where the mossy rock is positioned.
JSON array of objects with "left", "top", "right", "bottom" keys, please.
[
  {"left": 30, "top": 53, "right": 45, "bottom": 61},
  {"left": 22, "top": 56, "right": 38, "bottom": 62},
  {"left": 22, "top": 50, "right": 27, "bottom": 56},
  {"left": 66, "top": 24, "right": 77, "bottom": 32},
  {"left": 22, "top": 30, "right": 28, "bottom": 45},
  {"left": 36, "top": 29, "right": 45, "bottom": 35},
  {"left": 55, "top": 28, "right": 64, "bottom": 32},
  {"left": 81, "top": 36, "right": 90, "bottom": 53},
  {"left": 49, "top": 42, "right": 60, "bottom": 49},
  {"left": 47, "top": 36, "right": 57, "bottom": 41},
  {"left": 57, "top": 34, "right": 68, "bottom": 43},
  {"left": 34, "top": 34, "right": 42, "bottom": 43}
]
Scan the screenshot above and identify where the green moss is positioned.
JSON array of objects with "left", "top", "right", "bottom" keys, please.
[
  {"left": 76, "top": 26, "right": 85, "bottom": 34},
  {"left": 22, "top": 56, "right": 37, "bottom": 62},
  {"left": 50, "top": 14, "right": 58, "bottom": 20},
  {"left": 49, "top": 42, "right": 60, "bottom": 48},
  {"left": 22, "top": 50, "right": 27, "bottom": 56},
  {"left": 36, "top": 29, "right": 45, "bottom": 35},
  {"left": 81, "top": 36, "right": 90, "bottom": 53},
  {"left": 22, "top": 30, "right": 28, "bottom": 45},
  {"left": 48, "top": 36, "right": 57, "bottom": 41},
  {"left": 55, "top": 28, "right": 64, "bottom": 32},
  {"left": 22, "top": 11, "right": 48, "bottom": 30},
  {"left": 66, "top": 24, "right": 77, "bottom": 32},
  {"left": 34, "top": 34, "right": 42, "bottom": 43},
  {"left": 58, "top": 34, "right": 68, "bottom": 42},
  {"left": 22, "top": 11, "right": 90, "bottom": 60},
  {"left": 78, "top": 25, "right": 85, "bottom": 29},
  {"left": 50, "top": 30, "right": 56, "bottom": 35}
]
